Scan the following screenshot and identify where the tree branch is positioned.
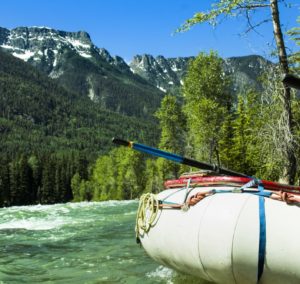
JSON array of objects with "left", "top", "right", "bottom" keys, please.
[
  {"left": 236, "top": 4, "right": 271, "bottom": 9},
  {"left": 245, "top": 18, "right": 272, "bottom": 34}
]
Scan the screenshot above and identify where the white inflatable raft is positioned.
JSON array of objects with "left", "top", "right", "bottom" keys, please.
[{"left": 136, "top": 175, "right": 300, "bottom": 284}]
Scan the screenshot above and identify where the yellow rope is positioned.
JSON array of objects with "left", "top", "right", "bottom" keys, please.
[{"left": 135, "top": 193, "right": 159, "bottom": 239}]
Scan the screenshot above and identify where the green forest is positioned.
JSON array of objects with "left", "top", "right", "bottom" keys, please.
[
  {"left": 72, "top": 52, "right": 300, "bottom": 202},
  {"left": 0, "top": 3, "right": 299, "bottom": 207},
  {"left": 0, "top": 49, "right": 159, "bottom": 207}
]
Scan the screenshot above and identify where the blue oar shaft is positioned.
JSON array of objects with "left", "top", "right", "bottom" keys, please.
[
  {"left": 112, "top": 138, "right": 248, "bottom": 177},
  {"left": 132, "top": 143, "right": 183, "bottom": 163}
]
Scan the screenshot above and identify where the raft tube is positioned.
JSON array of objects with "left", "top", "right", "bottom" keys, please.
[{"left": 138, "top": 180, "right": 300, "bottom": 284}]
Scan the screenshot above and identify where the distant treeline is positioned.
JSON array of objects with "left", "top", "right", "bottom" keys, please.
[
  {"left": 0, "top": 152, "right": 88, "bottom": 207},
  {"left": 0, "top": 47, "right": 160, "bottom": 207},
  {"left": 0, "top": 149, "right": 163, "bottom": 207}
]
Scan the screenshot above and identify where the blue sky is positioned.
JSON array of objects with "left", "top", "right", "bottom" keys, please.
[{"left": 1, "top": 0, "right": 299, "bottom": 61}]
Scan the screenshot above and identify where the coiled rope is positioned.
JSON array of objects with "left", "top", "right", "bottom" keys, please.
[{"left": 135, "top": 193, "right": 159, "bottom": 242}]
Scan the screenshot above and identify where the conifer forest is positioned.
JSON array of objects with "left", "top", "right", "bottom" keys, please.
[{"left": 0, "top": 2, "right": 299, "bottom": 207}]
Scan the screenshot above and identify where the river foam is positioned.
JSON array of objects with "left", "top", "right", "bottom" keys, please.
[
  {"left": 0, "top": 201, "right": 186, "bottom": 283},
  {"left": 0, "top": 216, "right": 67, "bottom": 230}
]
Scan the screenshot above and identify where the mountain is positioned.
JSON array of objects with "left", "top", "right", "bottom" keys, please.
[
  {"left": 130, "top": 54, "right": 193, "bottom": 93},
  {"left": 223, "top": 55, "right": 274, "bottom": 93},
  {"left": 0, "top": 26, "right": 280, "bottom": 208},
  {"left": 130, "top": 54, "right": 274, "bottom": 95},
  {"left": 0, "top": 26, "right": 276, "bottom": 156},
  {"left": 0, "top": 26, "right": 275, "bottom": 106},
  {"left": 0, "top": 49, "right": 159, "bottom": 159},
  {"left": 130, "top": 54, "right": 191, "bottom": 94},
  {"left": 0, "top": 26, "right": 164, "bottom": 118}
]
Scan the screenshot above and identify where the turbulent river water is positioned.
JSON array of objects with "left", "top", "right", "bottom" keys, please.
[{"left": 0, "top": 201, "right": 206, "bottom": 284}]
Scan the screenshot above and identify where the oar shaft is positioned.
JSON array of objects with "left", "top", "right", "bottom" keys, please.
[
  {"left": 132, "top": 142, "right": 183, "bottom": 163},
  {"left": 112, "top": 138, "right": 248, "bottom": 177}
]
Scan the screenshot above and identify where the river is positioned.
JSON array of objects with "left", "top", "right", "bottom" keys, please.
[{"left": 0, "top": 201, "right": 206, "bottom": 284}]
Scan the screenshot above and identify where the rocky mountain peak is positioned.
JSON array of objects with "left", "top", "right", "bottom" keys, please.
[
  {"left": 69, "top": 30, "right": 91, "bottom": 43},
  {"left": 0, "top": 25, "right": 275, "bottom": 107},
  {"left": 130, "top": 54, "right": 191, "bottom": 93},
  {"left": 0, "top": 26, "right": 94, "bottom": 72},
  {"left": 0, "top": 26, "right": 130, "bottom": 77},
  {"left": 98, "top": 48, "right": 114, "bottom": 63},
  {"left": 97, "top": 48, "right": 131, "bottom": 72},
  {"left": 131, "top": 54, "right": 156, "bottom": 70},
  {"left": 113, "top": 56, "right": 131, "bottom": 72},
  {"left": 0, "top": 27, "right": 9, "bottom": 45},
  {"left": 224, "top": 55, "right": 273, "bottom": 92},
  {"left": 130, "top": 53, "right": 273, "bottom": 94}
]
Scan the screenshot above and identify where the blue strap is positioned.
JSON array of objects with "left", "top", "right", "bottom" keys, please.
[
  {"left": 247, "top": 190, "right": 272, "bottom": 198},
  {"left": 257, "top": 181, "right": 266, "bottom": 282},
  {"left": 214, "top": 179, "right": 267, "bottom": 282},
  {"left": 241, "top": 178, "right": 259, "bottom": 189}
]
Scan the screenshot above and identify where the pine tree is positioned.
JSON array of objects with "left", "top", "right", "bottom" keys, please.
[
  {"left": 18, "top": 155, "right": 33, "bottom": 205},
  {"left": 90, "top": 154, "right": 117, "bottom": 201},
  {"left": 9, "top": 160, "right": 20, "bottom": 206},
  {"left": 0, "top": 157, "right": 10, "bottom": 207},
  {"left": 232, "top": 95, "right": 248, "bottom": 172},
  {"left": 219, "top": 111, "right": 234, "bottom": 170},
  {"left": 155, "top": 94, "right": 186, "bottom": 182},
  {"left": 54, "top": 164, "right": 61, "bottom": 203},
  {"left": 143, "top": 159, "right": 161, "bottom": 193},
  {"left": 178, "top": 0, "right": 298, "bottom": 183},
  {"left": 40, "top": 157, "right": 55, "bottom": 204},
  {"left": 71, "top": 173, "right": 82, "bottom": 201},
  {"left": 155, "top": 94, "right": 185, "bottom": 155},
  {"left": 75, "top": 152, "right": 89, "bottom": 180},
  {"left": 28, "top": 155, "right": 42, "bottom": 204},
  {"left": 115, "top": 147, "right": 143, "bottom": 200},
  {"left": 182, "top": 51, "right": 233, "bottom": 166},
  {"left": 79, "top": 180, "right": 92, "bottom": 201}
]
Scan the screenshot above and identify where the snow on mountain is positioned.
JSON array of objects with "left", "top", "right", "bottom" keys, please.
[
  {"left": 130, "top": 54, "right": 192, "bottom": 94},
  {"left": 0, "top": 26, "right": 129, "bottom": 77},
  {"left": 0, "top": 26, "right": 274, "bottom": 97},
  {"left": 130, "top": 54, "right": 274, "bottom": 94}
]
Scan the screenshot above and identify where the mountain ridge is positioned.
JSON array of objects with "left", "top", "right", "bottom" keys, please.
[
  {"left": 1, "top": 26, "right": 274, "bottom": 101},
  {"left": 0, "top": 49, "right": 159, "bottom": 158},
  {"left": 0, "top": 26, "right": 164, "bottom": 119},
  {"left": 129, "top": 53, "right": 274, "bottom": 95}
]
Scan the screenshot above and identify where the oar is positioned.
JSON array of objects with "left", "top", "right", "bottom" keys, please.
[{"left": 112, "top": 138, "right": 248, "bottom": 178}]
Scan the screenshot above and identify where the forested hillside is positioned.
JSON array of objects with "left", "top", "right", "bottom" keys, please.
[
  {"left": 0, "top": 26, "right": 164, "bottom": 119},
  {"left": 0, "top": 50, "right": 158, "bottom": 156},
  {"left": 1, "top": 17, "right": 298, "bottom": 207},
  {"left": 0, "top": 50, "right": 159, "bottom": 207}
]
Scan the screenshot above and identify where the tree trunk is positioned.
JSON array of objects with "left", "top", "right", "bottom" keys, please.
[{"left": 270, "top": 0, "right": 297, "bottom": 184}]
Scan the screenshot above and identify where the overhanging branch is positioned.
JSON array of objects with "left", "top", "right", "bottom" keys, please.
[{"left": 236, "top": 4, "right": 271, "bottom": 9}]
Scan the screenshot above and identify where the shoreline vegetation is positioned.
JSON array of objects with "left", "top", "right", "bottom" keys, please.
[
  {"left": 1, "top": 51, "right": 300, "bottom": 208},
  {"left": 1, "top": 4, "right": 299, "bottom": 208}
]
